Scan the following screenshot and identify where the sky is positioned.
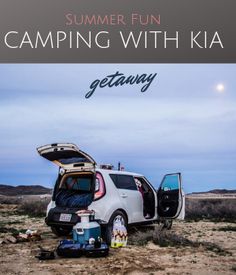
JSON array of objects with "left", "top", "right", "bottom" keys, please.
[{"left": 0, "top": 64, "right": 235, "bottom": 193}]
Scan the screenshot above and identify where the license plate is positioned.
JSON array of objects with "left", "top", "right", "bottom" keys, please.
[{"left": 59, "top": 213, "right": 72, "bottom": 222}]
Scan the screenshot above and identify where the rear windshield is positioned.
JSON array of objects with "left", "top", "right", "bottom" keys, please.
[
  {"left": 43, "top": 150, "right": 92, "bottom": 164},
  {"left": 58, "top": 157, "right": 90, "bottom": 164},
  {"left": 60, "top": 174, "right": 93, "bottom": 192}
]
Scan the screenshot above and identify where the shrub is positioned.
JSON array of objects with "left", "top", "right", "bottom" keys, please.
[
  {"left": 231, "top": 265, "right": 236, "bottom": 272},
  {"left": 0, "top": 195, "right": 22, "bottom": 205},
  {"left": 152, "top": 227, "right": 193, "bottom": 247},
  {"left": 128, "top": 227, "right": 154, "bottom": 246},
  {"left": 129, "top": 226, "right": 231, "bottom": 255},
  {"left": 185, "top": 198, "right": 236, "bottom": 222},
  {"left": 129, "top": 226, "right": 193, "bottom": 247},
  {"left": 17, "top": 198, "right": 50, "bottom": 217},
  {"left": 218, "top": 226, "right": 236, "bottom": 232}
]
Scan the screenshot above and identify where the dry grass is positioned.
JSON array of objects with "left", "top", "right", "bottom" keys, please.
[
  {"left": 0, "top": 201, "right": 235, "bottom": 274},
  {"left": 217, "top": 225, "right": 236, "bottom": 232},
  {"left": 185, "top": 197, "right": 236, "bottom": 222},
  {"left": 129, "top": 225, "right": 232, "bottom": 256},
  {"left": 0, "top": 195, "right": 22, "bottom": 205},
  {"left": 1, "top": 193, "right": 235, "bottom": 225},
  {"left": 17, "top": 198, "right": 50, "bottom": 217},
  {"left": 0, "top": 194, "right": 51, "bottom": 217},
  {"left": 129, "top": 226, "right": 193, "bottom": 247}
]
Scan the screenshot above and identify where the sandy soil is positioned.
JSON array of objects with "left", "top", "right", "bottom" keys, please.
[{"left": 0, "top": 204, "right": 235, "bottom": 275}]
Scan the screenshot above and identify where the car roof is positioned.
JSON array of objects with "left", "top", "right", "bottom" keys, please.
[{"left": 96, "top": 168, "right": 144, "bottom": 177}]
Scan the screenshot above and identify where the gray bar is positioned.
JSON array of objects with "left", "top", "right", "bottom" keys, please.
[{"left": 0, "top": 0, "right": 235, "bottom": 63}]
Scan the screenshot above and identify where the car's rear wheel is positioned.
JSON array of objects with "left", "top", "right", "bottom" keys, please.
[
  {"left": 103, "top": 210, "right": 128, "bottom": 245},
  {"left": 51, "top": 226, "right": 72, "bottom": 236}
]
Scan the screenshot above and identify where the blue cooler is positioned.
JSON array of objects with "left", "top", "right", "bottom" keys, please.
[{"left": 73, "top": 211, "right": 101, "bottom": 244}]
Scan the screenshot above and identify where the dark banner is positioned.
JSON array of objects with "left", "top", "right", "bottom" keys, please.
[{"left": 0, "top": 0, "right": 235, "bottom": 63}]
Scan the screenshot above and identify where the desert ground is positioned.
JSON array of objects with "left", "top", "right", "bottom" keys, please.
[{"left": 0, "top": 199, "right": 236, "bottom": 275}]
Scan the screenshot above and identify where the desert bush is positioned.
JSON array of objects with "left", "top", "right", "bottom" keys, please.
[
  {"left": 202, "top": 241, "right": 231, "bottom": 256},
  {"left": 185, "top": 198, "right": 236, "bottom": 222},
  {"left": 128, "top": 226, "right": 154, "bottom": 246},
  {"left": 0, "top": 226, "right": 27, "bottom": 235},
  {"left": 231, "top": 265, "right": 236, "bottom": 272},
  {"left": 129, "top": 226, "right": 231, "bottom": 255},
  {"left": 129, "top": 226, "right": 193, "bottom": 247},
  {"left": 152, "top": 227, "right": 193, "bottom": 247},
  {"left": 18, "top": 198, "right": 50, "bottom": 217},
  {"left": 0, "top": 195, "right": 22, "bottom": 205},
  {"left": 218, "top": 226, "right": 236, "bottom": 232}
]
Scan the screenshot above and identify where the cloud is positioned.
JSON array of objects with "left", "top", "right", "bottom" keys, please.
[{"left": 0, "top": 64, "right": 235, "bottom": 191}]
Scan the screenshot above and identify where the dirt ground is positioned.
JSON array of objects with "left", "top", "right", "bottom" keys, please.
[{"left": 0, "top": 204, "right": 235, "bottom": 275}]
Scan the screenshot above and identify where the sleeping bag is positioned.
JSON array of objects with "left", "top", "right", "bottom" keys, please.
[{"left": 55, "top": 189, "right": 93, "bottom": 208}]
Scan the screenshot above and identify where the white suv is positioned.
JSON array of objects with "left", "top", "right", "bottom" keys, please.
[{"left": 37, "top": 143, "right": 185, "bottom": 243}]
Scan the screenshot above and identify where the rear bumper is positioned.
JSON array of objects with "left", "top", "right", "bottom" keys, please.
[
  {"left": 45, "top": 217, "right": 78, "bottom": 228},
  {"left": 45, "top": 207, "right": 81, "bottom": 227},
  {"left": 45, "top": 207, "right": 107, "bottom": 228}
]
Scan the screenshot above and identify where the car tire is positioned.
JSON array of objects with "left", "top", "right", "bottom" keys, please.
[
  {"left": 51, "top": 226, "right": 72, "bottom": 236},
  {"left": 104, "top": 210, "right": 128, "bottom": 245}
]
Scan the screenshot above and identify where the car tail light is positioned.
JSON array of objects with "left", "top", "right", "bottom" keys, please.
[{"left": 94, "top": 172, "right": 106, "bottom": 200}]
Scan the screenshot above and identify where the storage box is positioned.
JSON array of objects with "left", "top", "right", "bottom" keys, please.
[{"left": 73, "top": 222, "right": 101, "bottom": 244}]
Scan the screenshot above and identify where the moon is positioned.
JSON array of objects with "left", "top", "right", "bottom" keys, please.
[{"left": 216, "top": 83, "right": 225, "bottom": 93}]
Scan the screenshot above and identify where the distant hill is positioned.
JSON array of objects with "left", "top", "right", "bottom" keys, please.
[
  {"left": 0, "top": 184, "right": 235, "bottom": 197},
  {"left": 0, "top": 184, "right": 52, "bottom": 196},
  {"left": 190, "top": 189, "right": 236, "bottom": 195},
  {"left": 187, "top": 189, "right": 236, "bottom": 197}
]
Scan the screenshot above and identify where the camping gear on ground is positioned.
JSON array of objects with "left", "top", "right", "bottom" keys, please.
[
  {"left": 57, "top": 209, "right": 109, "bottom": 258},
  {"left": 73, "top": 210, "right": 101, "bottom": 244},
  {"left": 84, "top": 242, "right": 109, "bottom": 257},
  {"left": 56, "top": 240, "right": 84, "bottom": 258},
  {"left": 111, "top": 219, "right": 128, "bottom": 248},
  {"left": 17, "top": 229, "right": 41, "bottom": 242},
  {"left": 56, "top": 239, "right": 109, "bottom": 258},
  {"left": 35, "top": 246, "right": 55, "bottom": 260}
]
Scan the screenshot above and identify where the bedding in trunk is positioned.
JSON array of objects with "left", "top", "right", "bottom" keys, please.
[
  {"left": 55, "top": 189, "right": 93, "bottom": 208},
  {"left": 55, "top": 173, "right": 94, "bottom": 208}
]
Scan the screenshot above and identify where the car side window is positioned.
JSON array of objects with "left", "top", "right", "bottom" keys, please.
[
  {"left": 110, "top": 174, "right": 137, "bottom": 191},
  {"left": 161, "top": 174, "right": 179, "bottom": 191}
]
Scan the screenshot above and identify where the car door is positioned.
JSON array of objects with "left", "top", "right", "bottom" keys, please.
[
  {"left": 110, "top": 174, "right": 143, "bottom": 223},
  {"left": 157, "top": 173, "right": 183, "bottom": 219}
]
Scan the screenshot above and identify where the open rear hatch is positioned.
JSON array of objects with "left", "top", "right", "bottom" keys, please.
[
  {"left": 37, "top": 143, "right": 97, "bottom": 226},
  {"left": 37, "top": 143, "right": 96, "bottom": 171}
]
